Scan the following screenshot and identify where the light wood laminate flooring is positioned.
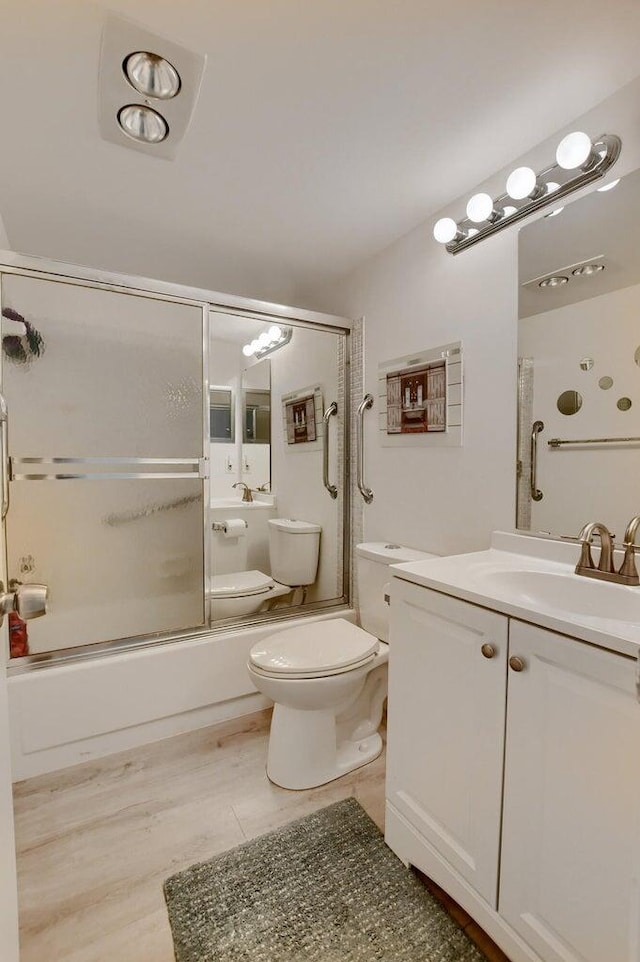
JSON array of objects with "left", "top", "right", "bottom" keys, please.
[
  {"left": 13, "top": 709, "right": 386, "bottom": 962},
  {"left": 13, "top": 709, "right": 507, "bottom": 962}
]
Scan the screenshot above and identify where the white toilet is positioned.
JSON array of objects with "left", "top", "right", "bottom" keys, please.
[
  {"left": 268, "top": 518, "right": 321, "bottom": 590},
  {"left": 210, "top": 520, "right": 289, "bottom": 619},
  {"left": 248, "top": 541, "right": 437, "bottom": 789}
]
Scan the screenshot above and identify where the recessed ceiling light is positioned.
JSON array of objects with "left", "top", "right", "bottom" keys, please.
[
  {"left": 123, "top": 51, "right": 181, "bottom": 100},
  {"left": 539, "top": 276, "right": 569, "bottom": 288},
  {"left": 597, "top": 178, "right": 620, "bottom": 193},
  {"left": 572, "top": 264, "right": 605, "bottom": 276},
  {"left": 117, "top": 104, "right": 168, "bottom": 144}
]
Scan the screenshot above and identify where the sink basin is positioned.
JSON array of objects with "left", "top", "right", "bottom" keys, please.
[
  {"left": 392, "top": 532, "right": 640, "bottom": 651},
  {"left": 476, "top": 568, "right": 640, "bottom": 626}
]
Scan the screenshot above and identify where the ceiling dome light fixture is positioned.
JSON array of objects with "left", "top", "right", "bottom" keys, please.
[
  {"left": 117, "top": 104, "right": 168, "bottom": 144},
  {"left": 434, "top": 130, "right": 621, "bottom": 255},
  {"left": 124, "top": 51, "right": 181, "bottom": 100},
  {"left": 539, "top": 276, "right": 569, "bottom": 288}
]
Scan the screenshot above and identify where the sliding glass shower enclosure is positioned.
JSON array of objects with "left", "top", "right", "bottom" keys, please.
[{"left": 0, "top": 257, "right": 350, "bottom": 666}]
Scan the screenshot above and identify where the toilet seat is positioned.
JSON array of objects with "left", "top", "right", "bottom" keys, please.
[
  {"left": 210, "top": 570, "right": 274, "bottom": 599},
  {"left": 249, "top": 618, "right": 378, "bottom": 679}
]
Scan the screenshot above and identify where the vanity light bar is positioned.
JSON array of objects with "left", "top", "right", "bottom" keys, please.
[
  {"left": 434, "top": 132, "right": 621, "bottom": 255},
  {"left": 242, "top": 326, "right": 292, "bottom": 360}
]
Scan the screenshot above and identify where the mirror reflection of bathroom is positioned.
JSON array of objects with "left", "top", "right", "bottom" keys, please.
[
  {"left": 517, "top": 166, "right": 640, "bottom": 538},
  {"left": 208, "top": 312, "right": 347, "bottom": 625}
]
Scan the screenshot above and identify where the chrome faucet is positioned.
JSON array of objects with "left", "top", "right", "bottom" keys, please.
[
  {"left": 232, "top": 482, "right": 253, "bottom": 503},
  {"left": 617, "top": 516, "right": 640, "bottom": 585},
  {"left": 575, "top": 521, "right": 615, "bottom": 580}
]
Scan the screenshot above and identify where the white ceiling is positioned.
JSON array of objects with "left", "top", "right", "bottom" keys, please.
[{"left": 1, "top": 1, "right": 640, "bottom": 309}]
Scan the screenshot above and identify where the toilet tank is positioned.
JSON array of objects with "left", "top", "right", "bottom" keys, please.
[
  {"left": 356, "top": 542, "right": 438, "bottom": 642},
  {"left": 268, "top": 519, "right": 321, "bottom": 586}
]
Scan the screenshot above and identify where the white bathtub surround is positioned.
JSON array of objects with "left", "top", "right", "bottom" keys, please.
[{"left": 7, "top": 609, "right": 356, "bottom": 780}]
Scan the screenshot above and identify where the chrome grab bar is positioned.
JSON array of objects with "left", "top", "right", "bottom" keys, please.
[
  {"left": 322, "top": 401, "right": 338, "bottom": 499},
  {"left": 530, "top": 420, "right": 544, "bottom": 502},
  {"left": 356, "top": 394, "right": 374, "bottom": 504},
  {"left": 0, "top": 393, "right": 9, "bottom": 519}
]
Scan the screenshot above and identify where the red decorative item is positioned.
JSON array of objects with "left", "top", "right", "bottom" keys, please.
[{"left": 9, "top": 611, "right": 29, "bottom": 658}]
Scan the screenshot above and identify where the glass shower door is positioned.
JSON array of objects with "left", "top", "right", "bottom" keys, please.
[{"left": 0, "top": 271, "right": 208, "bottom": 659}]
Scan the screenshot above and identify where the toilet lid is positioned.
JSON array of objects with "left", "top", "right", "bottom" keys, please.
[
  {"left": 249, "top": 619, "right": 378, "bottom": 676},
  {"left": 210, "top": 570, "right": 273, "bottom": 598}
]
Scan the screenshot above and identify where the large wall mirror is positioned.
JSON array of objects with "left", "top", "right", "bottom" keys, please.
[
  {"left": 209, "top": 311, "right": 348, "bottom": 625},
  {"left": 516, "top": 166, "right": 640, "bottom": 539}
]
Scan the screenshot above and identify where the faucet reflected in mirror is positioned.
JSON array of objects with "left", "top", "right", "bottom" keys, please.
[
  {"left": 575, "top": 517, "right": 640, "bottom": 585},
  {"left": 232, "top": 482, "right": 253, "bottom": 503}
]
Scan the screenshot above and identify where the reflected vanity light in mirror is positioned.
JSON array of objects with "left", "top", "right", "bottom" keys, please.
[
  {"left": 597, "top": 178, "right": 620, "bottom": 192},
  {"left": 242, "top": 326, "right": 292, "bottom": 360}
]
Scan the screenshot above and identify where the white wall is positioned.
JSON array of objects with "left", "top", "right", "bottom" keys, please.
[
  {"left": 520, "top": 283, "right": 640, "bottom": 539},
  {"left": 0, "top": 212, "right": 10, "bottom": 250},
  {"left": 331, "top": 76, "right": 640, "bottom": 558}
]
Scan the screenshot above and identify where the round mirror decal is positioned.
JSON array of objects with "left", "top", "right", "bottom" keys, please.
[
  {"left": 634, "top": 347, "right": 640, "bottom": 366},
  {"left": 598, "top": 376, "right": 613, "bottom": 390},
  {"left": 579, "top": 357, "right": 594, "bottom": 371},
  {"left": 556, "top": 390, "right": 583, "bottom": 416},
  {"left": 617, "top": 397, "right": 632, "bottom": 411}
]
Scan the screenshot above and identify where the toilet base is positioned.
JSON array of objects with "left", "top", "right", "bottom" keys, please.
[
  {"left": 266, "top": 704, "right": 383, "bottom": 790},
  {"left": 264, "top": 659, "right": 387, "bottom": 790}
]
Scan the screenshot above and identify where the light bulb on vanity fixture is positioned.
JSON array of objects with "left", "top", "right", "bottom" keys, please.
[{"left": 433, "top": 130, "right": 621, "bottom": 254}]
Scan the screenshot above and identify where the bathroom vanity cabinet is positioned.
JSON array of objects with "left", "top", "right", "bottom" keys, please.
[{"left": 385, "top": 577, "right": 640, "bottom": 962}]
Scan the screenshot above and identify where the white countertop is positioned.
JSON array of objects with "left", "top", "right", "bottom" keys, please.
[{"left": 391, "top": 531, "right": 640, "bottom": 659}]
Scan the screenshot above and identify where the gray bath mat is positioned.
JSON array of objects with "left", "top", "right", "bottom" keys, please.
[{"left": 163, "top": 797, "right": 485, "bottom": 961}]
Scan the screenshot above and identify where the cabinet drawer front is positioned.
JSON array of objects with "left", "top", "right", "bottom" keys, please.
[
  {"left": 501, "top": 620, "right": 640, "bottom": 962},
  {"left": 386, "top": 579, "right": 508, "bottom": 907}
]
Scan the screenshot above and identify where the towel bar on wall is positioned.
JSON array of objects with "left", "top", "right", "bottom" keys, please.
[{"left": 548, "top": 435, "right": 640, "bottom": 447}]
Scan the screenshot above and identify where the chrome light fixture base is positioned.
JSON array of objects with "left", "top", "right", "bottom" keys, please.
[{"left": 440, "top": 133, "right": 621, "bottom": 255}]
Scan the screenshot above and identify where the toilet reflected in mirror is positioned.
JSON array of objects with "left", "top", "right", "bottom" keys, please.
[{"left": 208, "top": 311, "right": 348, "bottom": 625}]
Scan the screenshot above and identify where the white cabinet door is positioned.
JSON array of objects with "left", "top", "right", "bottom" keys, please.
[
  {"left": 386, "top": 580, "right": 508, "bottom": 906},
  {"left": 500, "top": 620, "right": 640, "bottom": 962}
]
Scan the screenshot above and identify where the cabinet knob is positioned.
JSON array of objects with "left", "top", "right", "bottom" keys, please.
[
  {"left": 481, "top": 643, "right": 496, "bottom": 659},
  {"left": 509, "top": 656, "right": 526, "bottom": 672}
]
